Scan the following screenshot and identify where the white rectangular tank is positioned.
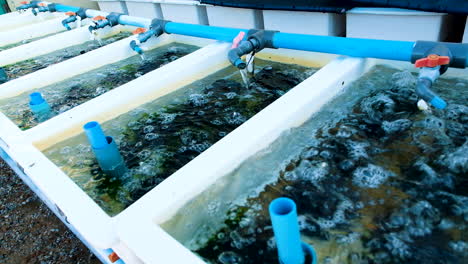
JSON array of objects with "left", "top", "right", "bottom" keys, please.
[
  {"left": 206, "top": 6, "right": 263, "bottom": 29},
  {"left": 463, "top": 19, "right": 468, "bottom": 43},
  {"left": 159, "top": 0, "right": 208, "bottom": 25},
  {"left": 96, "top": 0, "right": 129, "bottom": 14},
  {"left": 263, "top": 10, "right": 345, "bottom": 36},
  {"left": 125, "top": 0, "right": 163, "bottom": 19},
  {"left": 346, "top": 8, "right": 450, "bottom": 41}
]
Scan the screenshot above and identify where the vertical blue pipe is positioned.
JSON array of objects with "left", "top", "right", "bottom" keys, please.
[
  {"left": 269, "top": 197, "right": 305, "bottom": 264},
  {"left": 273, "top": 33, "right": 415, "bottom": 62},
  {"left": 29, "top": 92, "right": 53, "bottom": 122},
  {"left": 84, "top": 121, "right": 127, "bottom": 178}
]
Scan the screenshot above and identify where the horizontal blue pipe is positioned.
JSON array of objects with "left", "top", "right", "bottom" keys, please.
[
  {"left": 165, "top": 22, "right": 247, "bottom": 42},
  {"left": 54, "top": 4, "right": 80, "bottom": 13},
  {"left": 273, "top": 33, "right": 415, "bottom": 62},
  {"left": 269, "top": 197, "right": 305, "bottom": 264},
  {"left": 50, "top": 2, "right": 416, "bottom": 62}
]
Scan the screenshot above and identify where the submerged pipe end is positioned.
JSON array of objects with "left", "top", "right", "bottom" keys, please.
[
  {"left": 29, "top": 92, "right": 45, "bottom": 105},
  {"left": 84, "top": 121, "right": 108, "bottom": 149},
  {"left": 270, "top": 197, "right": 296, "bottom": 216}
]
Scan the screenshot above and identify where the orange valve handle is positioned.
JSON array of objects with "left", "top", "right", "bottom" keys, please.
[
  {"left": 65, "top": 11, "right": 76, "bottom": 16},
  {"left": 37, "top": 3, "right": 47, "bottom": 6},
  {"left": 93, "top": 15, "right": 107, "bottom": 21},
  {"left": 133, "top": 27, "right": 147, "bottom": 35},
  {"left": 415, "top": 54, "right": 450, "bottom": 68},
  {"left": 108, "top": 252, "right": 120, "bottom": 263},
  {"left": 20, "top": 1, "right": 29, "bottom": 4}
]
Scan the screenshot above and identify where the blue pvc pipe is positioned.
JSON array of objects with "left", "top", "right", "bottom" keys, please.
[
  {"left": 269, "top": 197, "right": 305, "bottom": 264},
  {"left": 273, "top": 33, "right": 415, "bottom": 62},
  {"left": 29, "top": 92, "right": 53, "bottom": 122},
  {"left": 84, "top": 121, "right": 108, "bottom": 149},
  {"left": 165, "top": 22, "right": 247, "bottom": 42},
  {"left": 84, "top": 121, "right": 127, "bottom": 178},
  {"left": 54, "top": 4, "right": 80, "bottom": 13}
]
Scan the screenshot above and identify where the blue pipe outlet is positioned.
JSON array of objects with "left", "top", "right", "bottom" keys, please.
[
  {"left": 84, "top": 121, "right": 127, "bottom": 178},
  {"left": 269, "top": 197, "right": 317, "bottom": 264},
  {"left": 29, "top": 92, "right": 53, "bottom": 122}
]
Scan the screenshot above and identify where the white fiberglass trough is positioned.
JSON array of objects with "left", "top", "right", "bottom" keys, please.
[
  {"left": 0, "top": 13, "right": 70, "bottom": 49},
  {"left": 0, "top": 25, "right": 128, "bottom": 69},
  {"left": 118, "top": 57, "right": 468, "bottom": 263},
  {"left": 0, "top": 34, "right": 339, "bottom": 262},
  {"left": 0, "top": 11, "right": 62, "bottom": 31}
]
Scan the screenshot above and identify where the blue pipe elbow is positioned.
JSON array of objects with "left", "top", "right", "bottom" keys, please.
[
  {"left": 29, "top": 92, "right": 53, "bottom": 122},
  {"left": 84, "top": 121, "right": 127, "bottom": 178},
  {"left": 130, "top": 40, "right": 143, "bottom": 55},
  {"left": 62, "top": 16, "right": 77, "bottom": 30},
  {"left": 269, "top": 197, "right": 317, "bottom": 264},
  {"left": 416, "top": 78, "right": 447, "bottom": 109}
]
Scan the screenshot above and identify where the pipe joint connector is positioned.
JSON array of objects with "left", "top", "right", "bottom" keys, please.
[
  {"left": 228, "top": 29, "right": 278, "bottom": 69},
  {"left": 412, "top": 41, "right": 468, "bottom": 69},
  {"left": 37, "top": 3, "right": 57, "bottom": 14},
  {"left": 16, "top": 1, "right": 40, "bottom": 11}
]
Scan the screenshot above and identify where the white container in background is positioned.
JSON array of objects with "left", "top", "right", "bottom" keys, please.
[
  {"left": 95, "top": 0, "right": 129, "bottom": 14},
  {"left": 159, "top": 0, "right": 208, "bottom": 25},
  {"left": 206, "top": 6, "right": 263, "bottom": 29},
  {"left": 463, "top": 19, "right": 468, "bottom": 43},
  {"left": 347, "top": 8, "right": 449, "bottom": 41},
  {"left": 125, "top": 0, "right": 163, "bottom": 19},
  {"left": 263, "top": 10, "right": 345, "bottom": 36}
]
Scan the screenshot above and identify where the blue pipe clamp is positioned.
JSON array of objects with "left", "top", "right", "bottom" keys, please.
[
  {"left": 84, "top": 121, "right": 127, "bottom": 178},
  {"left": 269, "top": 197, "right": 317, "bottom": 264}
]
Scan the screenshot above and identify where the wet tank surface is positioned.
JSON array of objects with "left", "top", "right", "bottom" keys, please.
[
  {"left": 0, "top": 32, "right": 59, "bottom": 52},
  {"left": 43, "top": 59, "right": 317, "bottom": 216},
  {"left": 0, "top": 42, "right": 198, "bottom": 130},
  {"left": 1, "top": 31, "right": 132, "bottom": 82},
  {"left": 161, "top": 65, "right": 468, "bottom": 264}
]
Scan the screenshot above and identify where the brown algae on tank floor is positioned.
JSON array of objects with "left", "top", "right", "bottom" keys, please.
[
  {"left": 0, "top": 42, "right": 198, "bottom": 130},
  {"left": 43, "top": 59, "right": 317, "bottom": 216},
  {"left": 1, "top": 31, "right": 132, "bottom": 81},
  {"left": 160, "top": 65, "right": 468, "bottom": 264}
]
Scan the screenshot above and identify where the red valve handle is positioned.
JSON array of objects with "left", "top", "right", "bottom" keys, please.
[
  {"left": 65, "top": 11, "right": 76, "bottom": 16},
  {"left": 20, "top": 1, "right": 30, "bottom": 4},
  {"left": 415, "top": 54, "right": 450, "bottom": 68},
  {"left": 231, "top": 31, "right": 245, "bottom": 49},
  {"left": 108, "top": 252, "right": 120, "bottom": 263}
]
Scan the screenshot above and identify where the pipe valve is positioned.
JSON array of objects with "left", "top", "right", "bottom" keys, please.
[
  {"left": 61, "top": 8, "right": 87, "bottom": 30},
  {"left": 228, "top": 30, "right": 278, "bottom": 69},
  {"left": 88, "top": 12, "right": 122, "bottom": 33},
  {"left": 129, "top": 19, "right": 169, "bottom": 55}
]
